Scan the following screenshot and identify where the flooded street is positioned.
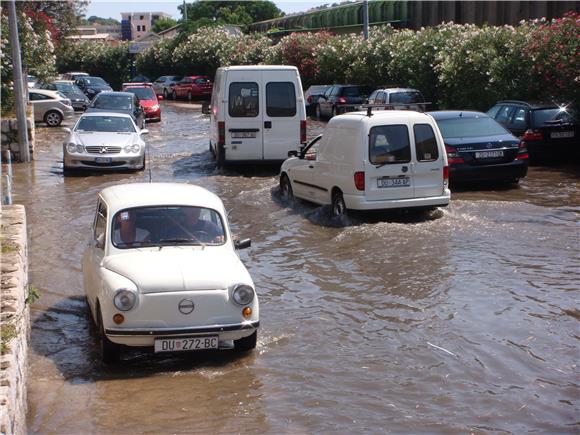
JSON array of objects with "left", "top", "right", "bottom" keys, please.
[{"left": 8, "top": 102, "right": 579, "bottom": 433}]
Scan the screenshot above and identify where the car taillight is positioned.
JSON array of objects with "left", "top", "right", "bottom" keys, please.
[
  {"left": 443, "top": 165, "right": 449, "bottom": 185},
  {"left": 337, "top": 97, "right": 347, "bottom": 104},
  {"left": 307, "top": 95, "right": 312, "bottom": 103},
  {"left": 516, "top": 141, "right": 529, "bottom": 160},
  {"left": 445, "top": 145, "right": 464, "bottom": 164},
  {"left": 522, "top": 129, "right": 543, "bottom": 141},
  {"left": 300, "top": 120, "right": 307, "bottom": 144},
  {"left": 354, "top": 171, "right": 365, "bottom": 191},
  {"left": 218, "top": 121, "right": 225, "bottom": 146}
]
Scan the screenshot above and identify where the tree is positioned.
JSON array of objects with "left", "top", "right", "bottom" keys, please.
[
  {"left": 17, "top": 0, "right": 88, "bottom": 43},
  {"left": 84, "top": 16, "right": 121, "bottom": 26},
  {"left": 152, "top": 17, "right": 178, "bottom": 33}
]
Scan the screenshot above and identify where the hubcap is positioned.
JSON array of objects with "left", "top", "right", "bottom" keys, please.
[
  {"left": 333, "top": 197, "right": 344, "bottom": 216},
  {"left": 47, "top": 113, "right": 60, "bottom": 125}
]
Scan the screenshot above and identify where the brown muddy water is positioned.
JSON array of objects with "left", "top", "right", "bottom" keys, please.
[{"left": 6, "top": 102, "right": 579, "bottom": 433}]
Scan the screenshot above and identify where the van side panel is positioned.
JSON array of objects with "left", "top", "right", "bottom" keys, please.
[
  {"left": 209, "top": 68, "right": 224, "bottom": 152},
  {"left": 411, "top": 121, "right": 446, "bottom": 198}
]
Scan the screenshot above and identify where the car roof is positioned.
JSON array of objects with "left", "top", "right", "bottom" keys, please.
[
  {"left": 99, "top": 183, "right": 225, "bottom": 213},
  {"left": 330, "top": 110, "right": 435, "bottom": 127},
  {"left": 54, "top": 80, "right": 75, "bottom": 84},
  {"left": 29, "top": 88, "right": 61, "bottom": 98},
  {"left": 494, "top": 100, "right": 561, "bottom": 109},
  {"left": 95, "top": 91, "right": 134, "bottom": 97},
  {"left": 374, "top": 88, "right": 422, "bottom": 93},
  {"left": 79, "top": 112, "right": 133, "bottom": 119},
  {"left": 428, "top": 110, "right": 488, "bottom": 120},
  {"left": 220, "top": 65, "right": 298, "bottom": 71}
]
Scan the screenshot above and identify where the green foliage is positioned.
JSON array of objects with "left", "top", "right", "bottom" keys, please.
[
  {"left": 152, "top": 17, "right": 178, "bottom": 34},
  {"left": 0, "top": 324, "right": 17, "bottom": 354},
  {"left": 84, "top": 16, "right": 120, "bottom": 26},
  {"left": 26, "top": 284, "right": 41, "bottom": 305}
]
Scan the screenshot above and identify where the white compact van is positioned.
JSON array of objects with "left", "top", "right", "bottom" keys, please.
[
  {"left": 209, "top": 65, "right": 307, "bottom": 167},
  {"left": 280, "top": 110, "right": 451, "bottom": 217}
]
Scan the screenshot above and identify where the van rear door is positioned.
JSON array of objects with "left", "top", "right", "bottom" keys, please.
[
  {"left": 262, "top": 72, "right": 303, "bottom": 160},
  {"left": 225, "top": 72, "right": 263, "bottom": 160},
  {"left": 365, "top": 124, "right": 415, "bottom": 200},
  {"left": 411, "top": 123, "right": 445, "bottom": 198}
]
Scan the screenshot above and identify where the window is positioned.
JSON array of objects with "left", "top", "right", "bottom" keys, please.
[
  {"left": 194, "top": 78, "right": 210, "bottom": 85},
  {"left": 94, "top": 201, "right": 107, "bottom": 249},
  {"left": 29, "top": 92, "right": 51, "bottom": 101},
  {"left": 140, "top": 15, "right": 144, "bottom": 20},
  {"left": 342, "top": 87, "right": 360, "bottom": 97},
  {"left": 368, "top": 91, "right": 378, "bottom": 102},
  {"left": 142, "top": 25, "right": 146, "bottom": 31},
  {"left": 136, "top": 25, "right": 141, "bottom": 31},
  {"left": 376, "top": 91, "right": 386, "bottom": 104},
  {"left": 369, "top": 125, "right": 411, "bottom": 164},
  {"left": 413, "top": 124, "right": 439, "bottom": 162},
  {"left": 228, "top": 82, "right": 259, "bottom": 117},
  {"left": 486, "top": 105, "right": 501, "bottom": 118},
  {"left": 495, "top": 106, "right": 514, "bottom": 124},
  {"left": 510, "top": 108, "right": 527, "bottom": 129},
  {"left": 266, "top": 82, "right": 296, "bottom": 117}
]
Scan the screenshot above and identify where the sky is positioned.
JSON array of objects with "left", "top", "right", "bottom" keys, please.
[{"left": 84, "top": 0, "right": 332, "bottom": 20}]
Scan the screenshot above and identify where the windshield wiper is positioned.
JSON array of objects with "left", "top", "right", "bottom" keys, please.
[{"left": 158, "top": 237, "right": 206, "bottom": 248}]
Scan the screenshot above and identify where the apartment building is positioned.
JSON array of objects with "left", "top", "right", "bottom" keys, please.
[{"left": 120, "top": 12, "right": 172, "bottom": 40}]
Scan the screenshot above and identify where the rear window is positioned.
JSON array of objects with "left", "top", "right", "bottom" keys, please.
[
  {"left": 229, "top": 82, "right": 259, "bottom": 117},
  {"left": 413, "top": 124, "right": 439, "bottom": 161},
  {"left": 342, "top": 87, "right": 360, "bottom": 97},
  {"left": 92, "top": 95, "right": 133, "bottom": 110},
  {"left": 266, "top": 82, "right": 296, "bottom": 117},
  {"left": 436, "top": 116, "right": 508, "bottom": 138},
  {"left": 532, "top": 108, "right": 578, "bottom": 126},
  {"left": 125, "top": 87, "right": 155, "bottom": 100},
  {"left": 390, "top": 91, "right": 424, "bottom": 104},
  {"left": 369, "top": 125, "right": 411, "bottom": 164},
  {"left": 194, "top": 78, "right": 210, "bottom": 85}
]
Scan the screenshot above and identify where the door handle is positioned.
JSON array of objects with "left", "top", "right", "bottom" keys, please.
[
  {"left": 264, "top": 121, "right": 272, "bottom": 129},
  {"left": 308, "top": 165, "right": 314, "bottom": 168}
]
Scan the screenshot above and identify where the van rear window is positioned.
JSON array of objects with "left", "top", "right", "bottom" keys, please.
[
  {"left": 266, "top": 82, "right": 296, "bottom": 117},
  {"left": 413, "top": 124, "right": 439, "bottom": 161},
  {"left": 229, "top": 82, "right": 259, "bottom": 117},
  {"left": 369, "top": 125, "right": 411, "bottom": 164}
]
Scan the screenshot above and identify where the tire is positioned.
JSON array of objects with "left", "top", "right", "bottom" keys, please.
[
  {"left": 63, "top": 165, "right": 73, "bottom": 177},
  {"left": 172, "top": 90, "right": 177, "bottom": 100},
  {"left": 163, "top": 88, "right": 168, "bottom": 99},
  {"left": 234, "top": 331, "right": 257, "bottom": 352},
  {"left": 280, "top": 174, "right": 294, "bottom": 204},
  {"left": 98, "top": 308, "right": 121, "bottom": 364},
  {"left": 216, "top": 143, "right": 225, "bottom": 168},
  {"left": 315, "top": 104, "right": 321, "bottom": 119},
  {"left": 331, "top": 190, "right": 347, "bottom": 218},
  {"left": 44, "top": 110, "right": 63, "bottom": 127}
]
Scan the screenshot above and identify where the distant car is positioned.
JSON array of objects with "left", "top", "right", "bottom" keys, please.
[
  {"left": 37, "top": 80, "right": 90, "bottom": 111},
  {"left": 304, "top": 85, "right": 331, "bottom": 116},
  {"left": 62, "top": 71, "right": 89, "bottom": 81},
  {"left": 486, "top": 100, "right": 579, "bottom": 162},
  {"left": 27, "top": 75, "right": 37, "bottom": 88},
  {"left": 429, "top": 111, "right": 528, "bottom": 184},
  {"left": 29, "top": 88, "right": 74, "bottom": 127},
  {"left": 172, "top": 75, "right": 213, "bottom": 100},
  {"left": 367, "top": 88, "right": 427, "bottom": 112},
  {"left": 315, "top": 84, "right": 372, "bottom": 119},
  {"left": 74, "top": 76, "right": 113, "bottom": 99},
  {"left": 122, "top": 83, "right": 161, "bottom": 122},
  {"left": 86, "top": 91, "right": 145, "bottom": 129},
  {"left": 152, "top": 75, "right": 183, "bottom": 99},
  {"left": 130, "top": 75, "right": 150, "bottom": 83},
  {"left": 82, "top": 182, "right": 258, "bottom": 363},
  {"left": 62, "top": 112, "right": 148, "bottom": 174}
]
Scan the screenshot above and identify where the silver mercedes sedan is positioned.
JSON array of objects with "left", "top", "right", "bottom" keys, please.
[{"left": 62, "top": 112, "right": 148, "bottom": 175}]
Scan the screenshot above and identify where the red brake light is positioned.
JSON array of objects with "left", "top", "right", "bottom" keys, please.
[
  {"left": 516, "top": 141, "right": 529, "bottom": 160},
  {"left": 354, "top": 171, "right": 365, "bottom": 191},
  {"left": 443, "top": 165, "right": 449, "bottom": 184},
  {"left": 218, "top": 121, "right": 225, "bottom": 146},
  {"left": 445, "top": 145, "right": 464, "bottom": 164},
  {"left": 307, "top": 95, "right": 312, "bottom": 103},
  {"left": 337, "top": 97, "right": 347, "bottom": 104},
  {"left": 300, "top": 120, "right": 307, "bottom": 144},
  {"left": 522, "top": 129, "right": 543, "bottom": 141}
]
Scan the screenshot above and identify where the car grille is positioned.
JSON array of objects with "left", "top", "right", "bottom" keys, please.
[{"left": 85, "top": 146, "right": 122, "bottom": 154}]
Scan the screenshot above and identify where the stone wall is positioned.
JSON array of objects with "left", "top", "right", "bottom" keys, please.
[
  {"left": 0, "top": 205, "right": 29, "bottom": 435},
  {"left": 0, "top": 118, "right": 35, "bottom": 162}
]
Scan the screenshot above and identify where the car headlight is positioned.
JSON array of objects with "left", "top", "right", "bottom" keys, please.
[
  {"left": 150, "top": 105, "right": 159, "bottom": 111},
  {"left": 113, "top": 289, "right": 138, "bottom": 311},
  {"left": 232, "top": 284, "right": 254, "bottom": 305},
  {"left": 124, "top": 144, "right": 141, "bottom": 153},
  {"left": 66, "top": 142, "right": 77, "bottom": 153},
  {"left": 76, "top": 144, "right": 84, "bottom": 153}
]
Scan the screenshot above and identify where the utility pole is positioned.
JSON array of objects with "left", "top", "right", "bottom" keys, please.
[
  {"left": 7, "top": 0, "right": 30, "bottom": 162},
  {"left": 363, "top": 0, "right": 369, "bottom": 40},
  {"left": 183, "top": 0, "right": 187, "bottom": 21}
]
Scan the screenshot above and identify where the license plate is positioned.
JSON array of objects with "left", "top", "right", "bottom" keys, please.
[
  {"left": 154, "top": 336, "right": 218, "bottom": 353},
  {"left": 475, "top": 150, "right": 504, "bottom": 159},
  {"left": 551, "top": 131, "right": 574, "bottom": 139},
  {"left": 231, "top": 132, "right": 256, "bottom": 138},
  {"left": 95, "top": 157, "right": 112, "bottom": 163},
  {"left": 377, "top": 177, "right": 410, "bottom": 188}
]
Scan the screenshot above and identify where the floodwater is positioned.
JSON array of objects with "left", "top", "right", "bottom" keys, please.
[{"left": 7, "top": 102, "right": 579, "bottom": 433}]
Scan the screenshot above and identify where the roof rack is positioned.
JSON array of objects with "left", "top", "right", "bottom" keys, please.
[{"left": 337, "top": 102, "right": 432, "bottom": 117}]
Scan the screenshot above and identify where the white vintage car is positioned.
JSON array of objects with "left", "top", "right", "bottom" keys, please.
[{"left": 82, "top": 183, "right": 259, "bottom": 363}]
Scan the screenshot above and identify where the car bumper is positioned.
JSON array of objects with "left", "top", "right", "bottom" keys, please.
[
  {"left": 450, "top": 160, "right": 528, "bottom": 182},
  {"left": 63, "top": 107, "right": 75, "bottom": 118},
  {"left": 64, "top": 153, "right": 144, "bottom": 170},
  {"left": 71, "top": 101, "right": 89, "bottom": 111},
  {"left": 144, "top": 109, "right": 161, "bottom": 121},
  {"left": 344, "top": 190, "right": 451, "bottom": 210}
]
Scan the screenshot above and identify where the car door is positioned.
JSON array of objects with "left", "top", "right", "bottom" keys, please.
[
  {"left": 263, "top": 79, "right": 300, "bottom": 160},
  {"left": 132, "top": 95, "right": 144, "bottom": 127},
  {"left": 506, "top": 107, "right": 528, "bottom": 138},
  {"left": 289, "top": 135, "right": 322, "bottom": 200},
  {"left": 319, "top": 86, "right": 334, "bottom": 117},
  {"left": 29, "top": 91, "right": 52, "bottom": 121},
  {"left": 411, "top": 123, "right": 445, "bottom": 198},
  {"left": 82, "top": 200, "right": 107, "bottom": 313}
]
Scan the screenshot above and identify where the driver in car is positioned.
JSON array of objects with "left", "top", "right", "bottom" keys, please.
[{"left": 166, "top": 207, "right": 224, "bottom": 244}]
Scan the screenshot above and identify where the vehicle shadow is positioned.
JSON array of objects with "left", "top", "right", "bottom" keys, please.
[{"left": 30, "top": 295, "right": 254, "bottom": 382}]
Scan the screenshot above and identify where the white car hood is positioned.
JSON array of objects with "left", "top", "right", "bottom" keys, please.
[
  {"left": 74, "top": 131, "right": 135, "bottom": 147},
  {"left": 102, "top": 248, "right": 252, "bottom": 293}
]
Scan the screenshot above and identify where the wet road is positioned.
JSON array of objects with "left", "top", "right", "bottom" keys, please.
[{"left": 8, "top": 102, "right": 579, "bottom": 433}]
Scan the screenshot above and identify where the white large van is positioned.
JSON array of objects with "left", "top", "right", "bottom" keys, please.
[
  {"left": 279, "top": 110, "right": 451, "bottom": 217},
  {"left": 209, "top": 65, "right": 307, "bottom": 167}
]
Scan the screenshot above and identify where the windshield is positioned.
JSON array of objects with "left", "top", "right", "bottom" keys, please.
[
  {"left": 55, "top": 83, "right": 74, "bottom": 92},
  {"left": 435, "top": 116, "right": 509, "bottom": 138},
  {"left": 85, "top": 77, "right": 107, "bottom": 86},
  {"left": 111, "top": 206, "right": 226, "bottom": 249},
  {"left": 390, "top": 91, "right": 424, "bottom": 104},
  {"left": 125, "top": 87, "right": 155, "bottom": 100},
  {"left": 532, "top": 108, "right": 578, "bottom": 126},
  {"left": 92, "top": 95, "right": 133, "bottom": 110},
  {"left": 75, "top": 116, "right": 136, "bottom": 133}
]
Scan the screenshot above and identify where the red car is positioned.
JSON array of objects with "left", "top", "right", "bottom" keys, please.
[
  {"left": 172, "top": 76, "right": 213, "bottom": 100},
  {"left": 122, "top": 83, "right": 161, "bottom": 122}
]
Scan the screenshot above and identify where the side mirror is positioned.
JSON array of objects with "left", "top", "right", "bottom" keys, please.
[
  {"left": 288, "top": 150, "right": 298, "bottom": 158},
  {"left": 234, "top": 238, "right": 251, "bottom": 250},
  {"left": 140, "top": 129, "right": 149, "bottom": 135},
  {"left": 201, "top": 101, "right": 211, "bottom": 115},
  {"left": 62, "top": 127, "right": 71, "bottom": 133}
]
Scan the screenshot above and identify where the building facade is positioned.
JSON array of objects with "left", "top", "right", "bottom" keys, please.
[{"left": 120, "top": 12, "right": 172, "bottom": 41}]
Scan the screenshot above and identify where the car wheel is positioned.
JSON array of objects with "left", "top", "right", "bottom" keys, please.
[
  {"left": 98, "top": 307, "right": 121, "bottom": 364},
  {"left": 280, "top": 174, "right": 294, "bottom": 204},
  {"left": 331, "top": 106, "right": 338, "bottom": 118},
  {"left": 209, "top": 141, "right": 215, "bottom": 156},
  {"left": 331, "top": 190, "right": 347, "bottom": 218},
  {"left": 172, "top": 90, "right": 177, "bottom": 100},
  {"left": 315, "top": 104, "right": 321, "bottom": 119},
  {"left": 234, "top": 331, "right": 257, "bottom": 352},
  {"left": 44, "top": 110, "right": 63, "bottom": 127},
  {"left": 163, "top": 88, "right": 168, "bottom": 99},
  {"left": 216, "top": 143, "right": 225, "bottom": 169},
  {"left": 187, "top": 91, "right": 192, "bottom": 101}
]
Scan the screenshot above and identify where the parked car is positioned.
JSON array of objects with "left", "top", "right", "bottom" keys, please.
[
  {"left": 280, "top": 110, "right": 450, "bottom": 217},
  {"left": 152, "top": 75, "right": 182, "bottom": 99},
  {"left": 314, "top": 84, "right": 372, "bottom": 119},
  {"left": 74, "top": 76, "right": 113, "bottom": 99},
  {"left": 429, "top": 111, "right": 528, "bottom": 184},
  {"left": 209, "top": 65, "right": 307, "bottom": 167},
  {"left": 304, "top": 85, "right": 331, "bottom": 116},
  {"left": 37, "top": 80, "right": 90, "bottom": 111},
  {"left": 27, "top": 75, "right": 37, "bottom": 88},
  {"left": 82, "top": 182, "right": 258, "bottom": 363},
  {"left": 85, "top": 91, "right": 145, "bottom": 129},
  {"left": 486, "top": 100, "right": 579, "bottom": 162},
  {"left": 367, "top": 87, "right": 427, "bottom": 112},
  {"left": 122, "top": 83, "right": 161, "bottom": 122},
  {"left": 172, "top": 75, "right": 213, "bottom": 100},
  {"left": 62, "top": 113, "right": 148, "bottom": 174},
  {"left": 62, "top": 71, "right": 89, "bottom": 81},
  {"left": 29, "top": 88, "right": 74, "bottom": 127},
  {"left": 130, "top": 75, "right": 150, "bottom": 83}
]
